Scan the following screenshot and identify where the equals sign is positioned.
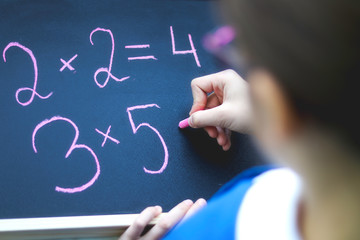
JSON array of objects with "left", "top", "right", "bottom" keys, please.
[{"left": 125, "top": 44, "right": 158, "bottom": 61}]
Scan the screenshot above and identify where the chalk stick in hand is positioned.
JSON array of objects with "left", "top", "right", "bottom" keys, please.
[{"left": 178, "top": 118, "right": 190, "bottom": 129}]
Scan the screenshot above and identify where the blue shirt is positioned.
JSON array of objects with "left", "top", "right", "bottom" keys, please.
[{"left": 163, "top": 166, "right": 302, "bottom": 240}]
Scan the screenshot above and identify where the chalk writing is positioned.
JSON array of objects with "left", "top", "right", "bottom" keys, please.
[
  {"left": 128, "top": 56, "right": 157, "bottom": 61},
  {"left": 125, "top": 44, "right": 150, "bottom": 49},
  {"left": 32, "top": 116, "right": 100, "bottom": 193},
  {"left": 60, "top": 54, "right": 78, "bottom": 72},
  {"left": 125, "top": 43, "right": 157, "bottom": 61},
  {"left": 2, "top": 42, "right": 53, "bottom": 106},
  {"left": 170, "top": 26, "right": 201, "bottom": 67},
  {"left": 127, "top": 104, "right": 168, "bottom": 174},
  {"left": 95, "top": 125, "right": 120, "bottom": 147},
  {"left": 90, "top": 27, "right": 130, "bottom": 88}
]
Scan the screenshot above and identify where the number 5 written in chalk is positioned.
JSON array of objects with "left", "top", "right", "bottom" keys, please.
[{"left": 126, "top": 104, "right": 169, "bottom": 174}]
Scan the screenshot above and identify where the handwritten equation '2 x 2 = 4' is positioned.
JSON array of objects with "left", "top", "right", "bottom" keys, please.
[{"left": 63, "top": 26, "right": 201, "bottom": 88}]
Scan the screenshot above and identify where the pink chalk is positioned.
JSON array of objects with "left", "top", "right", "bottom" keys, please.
[{"left": 178, "top": 118, "right": 190, "bottom": 128}]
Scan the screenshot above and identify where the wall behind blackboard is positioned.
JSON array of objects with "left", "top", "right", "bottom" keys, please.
[{"left": 0, "top": 0, "right": 264, "bottom": 219}]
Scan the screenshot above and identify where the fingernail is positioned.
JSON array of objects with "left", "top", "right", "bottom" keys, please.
[
  {"left": 223, "top": 145, "right": 230, "bottom": 151},
  {"left": 196, "top": 198, "right": 207, "bottom": 207},
  {"left": 154, "top": 206, "right": 162, "bottom": 213},
  {"left": 183, "top": 199, "right": 193, "bottom": 206},
  {"left": 188, "top": 116, "right": 193, "bottom": 127}
]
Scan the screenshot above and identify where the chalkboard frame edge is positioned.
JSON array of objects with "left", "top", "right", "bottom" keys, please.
[{"left": 0, "top": 213, "right": 162, "bottom": 239}]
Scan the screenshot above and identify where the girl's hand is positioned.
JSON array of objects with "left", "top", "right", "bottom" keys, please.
[
  {"left": 189, "top": 69, "right": 252, "bottom": 151},
  {"left": 119, "top": 199, "right": 206, "bottom": 240}
]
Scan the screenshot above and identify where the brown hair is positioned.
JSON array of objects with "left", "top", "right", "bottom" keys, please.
[{"left": 223, "top": 0, "right": 360, "bottom": 146}]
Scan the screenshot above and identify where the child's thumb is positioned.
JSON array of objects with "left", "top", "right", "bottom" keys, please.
[{"left": 189, "top": 106, "right": 228, "bottom": 129}]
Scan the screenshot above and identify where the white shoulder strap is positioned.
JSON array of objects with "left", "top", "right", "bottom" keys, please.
[{"left": 236, "top": 168, "right": 302, "bottom": 240}]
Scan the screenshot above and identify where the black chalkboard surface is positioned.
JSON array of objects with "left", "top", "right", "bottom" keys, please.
[{"left": 0, "top": 0, "right": 264, "bottom": 237}]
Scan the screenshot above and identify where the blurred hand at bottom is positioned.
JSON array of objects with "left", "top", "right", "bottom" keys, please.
[{"left": 119, "top": 198, "right": 207, "bottom": 240}]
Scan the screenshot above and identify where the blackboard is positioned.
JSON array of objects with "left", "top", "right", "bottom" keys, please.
[{"left": 0, "top": 0, "right": 264, "bottom": 225}]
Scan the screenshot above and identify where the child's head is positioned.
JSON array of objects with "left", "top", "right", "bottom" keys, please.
[{"left": 222, "top": 0, "right": 360, "bottom": 164}]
